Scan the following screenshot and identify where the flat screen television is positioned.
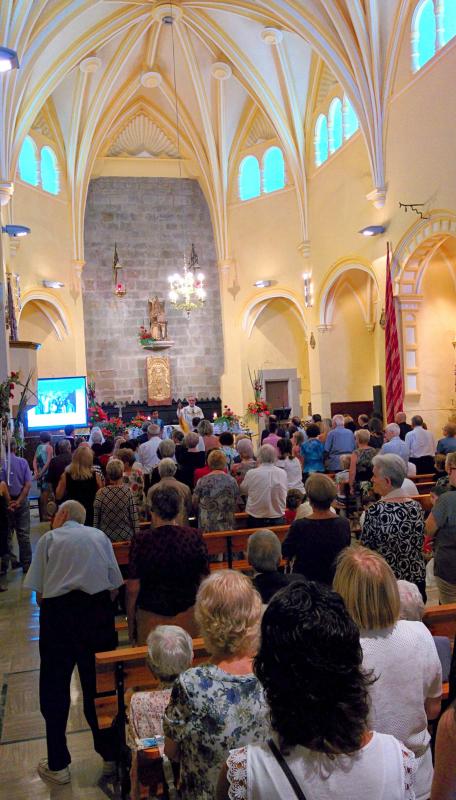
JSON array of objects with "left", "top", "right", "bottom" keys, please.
[{"left": 26, "top": 376, "right": 88, "bottom": 431}]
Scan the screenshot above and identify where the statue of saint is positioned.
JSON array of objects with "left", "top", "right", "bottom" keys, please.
[{"left": 148, "top": 296, "right": 168, "bottom": 341}]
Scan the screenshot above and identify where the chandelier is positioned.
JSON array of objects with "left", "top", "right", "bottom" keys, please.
[{"left": 168, "top": 243, "right": 206, "bottom": 318}]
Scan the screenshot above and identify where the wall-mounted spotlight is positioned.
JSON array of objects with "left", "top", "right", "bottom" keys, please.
[
  {"left": 2, "top": 225, "right": 31, "bottom": 237},
  {"left": 42, "top": 280, "right": 65, "bottom": 289},
  {"left": 253, "top": 280, "right": 272, "bottom": 288},
  {"left": 0, "top": 47, "right": 19, "bottom": 73},
  {"left": 303, "top": 271, "right": 314, "bottom": 308},
  {"left": 359, "top": 225, "right": 386, "bottom": 237}
]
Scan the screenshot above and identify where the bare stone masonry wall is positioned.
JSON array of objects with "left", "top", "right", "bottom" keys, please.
[{"left": 83, "top": 177, "right": 224, "bottom": 403}]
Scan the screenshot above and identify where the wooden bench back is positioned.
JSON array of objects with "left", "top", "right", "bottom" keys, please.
[
  {"left": 113, "top": 524, "right": 290, "bottom": 569},
  {"left": 95, "top": 637, "right": 208, "bottom": 694},
  {"left": 423, "top": 603, "right": 456, "bottom": 640}
]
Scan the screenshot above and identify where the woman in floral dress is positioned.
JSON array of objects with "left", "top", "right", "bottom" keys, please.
[
  {"left": 164, "top": 571, "right": 269, "bottom": 798},
  {"left": 117, "top": 447, "right": 147, "bottom": 520}
]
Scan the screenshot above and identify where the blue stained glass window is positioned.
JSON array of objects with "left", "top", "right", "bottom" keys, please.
[
  {"left": 413, "top": 0, "right": 436, "bottom": 70},
  {"left": 329, "top": 98, "right": 343, "bottom": 153},
  {"left": 239, "top": 155, "right": 261, "bottom": 201},
  {"left": 18, "top": 136, "right": 38, "bottom": 186},
  {"left": 315, "top": 114, "right": 329, "bottom": 167},
  {"left": 442, "top": 0, "right": 456, "bottom": 45},
  {"left": 344, "top": 96, "right": 359, "bottom": 139},
  {"left": 263, "top": 146, "right": 285, "bottom": 193},
  {"left": 41, "top": 146, "right": 59, "bottom": 195}
]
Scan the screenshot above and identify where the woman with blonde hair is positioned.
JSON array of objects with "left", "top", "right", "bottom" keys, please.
[
  {"left": 334, "top": 545, "right": 442, "bottom": 800},
  {"left": 164, "top": 570, "right": 269, "bottom": 799},
  {"left": 55, "top": 445, "right": 103, "bottom": 526}
]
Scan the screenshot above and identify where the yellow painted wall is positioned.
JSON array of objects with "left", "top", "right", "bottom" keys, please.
[
  {"left": 9, "top": 179, "right": 86, "bottom": 379},
  {"left": 243, "top": 298, "right": 310, "bottom": 415},
  {"left": 409, "top": 251, "right": 456, "bottom": 432}
]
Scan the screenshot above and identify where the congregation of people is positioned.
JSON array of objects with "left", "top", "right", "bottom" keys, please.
[{"left": 2, "top": 402, "right": 456, "bottom": 798}]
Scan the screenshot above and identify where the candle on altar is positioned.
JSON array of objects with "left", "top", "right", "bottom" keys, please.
[{"left": 213, "top": 412, "right": 217, "bottom": 420}]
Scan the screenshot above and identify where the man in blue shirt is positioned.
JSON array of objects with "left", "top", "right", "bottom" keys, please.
[
  {"left": 381, "top": 423, "right": 410, "bottom": 465},
  {"left": 324, "top": 415, "right": 355, "bottom": 472},
  {"left": 0, "top": 439, "right": 32, "bottom": 573},
  {"left": 24, "top": 500, "right": 123, "bottom": 785}
]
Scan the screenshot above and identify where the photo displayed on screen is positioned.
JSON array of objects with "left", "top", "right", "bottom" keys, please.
[{"left": 26, "top": 376, "right": 88, "bottom": 430}]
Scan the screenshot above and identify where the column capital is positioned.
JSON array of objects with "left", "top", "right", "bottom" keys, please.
[
  {"left": 298, "top": 240, "right": 311, "bottom": 259},
  {"left": 397, "top": 293, "right": 424, "bottom": 311},
  {"left": 0, "top": 182, "right": 14, "bottom": 207},
  {"left": 218, "top": 258, "right": 234, "bottom": 274},
  {"left": 366, "top": 186, "right": 387, "bottom": 209}
]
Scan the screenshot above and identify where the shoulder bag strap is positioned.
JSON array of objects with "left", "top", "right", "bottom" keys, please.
[{"left": 267, "top": 738, "right": 307, "bottom": 800}]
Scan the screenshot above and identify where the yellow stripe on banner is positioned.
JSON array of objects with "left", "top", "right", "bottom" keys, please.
[{"left": 179, "top": 416, "right": 190, "bottom": 434}]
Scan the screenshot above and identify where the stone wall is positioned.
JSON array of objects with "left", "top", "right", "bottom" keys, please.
[{"left": 83, "top": 177, "right": 223, "bottom": 403}]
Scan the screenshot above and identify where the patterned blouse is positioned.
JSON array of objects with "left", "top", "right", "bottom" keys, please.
[
  {"left": 93, "top": 484, "right": 139, "bottom": 542},
  {"left": 163, "top": 664, "right": 270, "bottom": 799},
  {"left": 193, "top": 472, "right": 241, "bottom": 532},
  {"left": 127, "top": 688, "right": 171, "bottom": 750},
  {"left": 360, "top": 499, "right": 425, "bottom": 584},
  {"left": 122, "top": 465, "right": 147, "bottom": 520}
]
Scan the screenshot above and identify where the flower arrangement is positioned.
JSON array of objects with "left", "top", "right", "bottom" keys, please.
[
  {"left": 101, "top": 417, "right": 126, "bottom": 438},
  {"left": 0, "top": 371, "right": 20, "bottom": 426},
  {"left": 138, "top": 326, "right": 156, "bottom": 347},
  {"left": 213, "top": 405, "right": 240, "bottom": 426},
  {"left": 130, "top": 413, "right": 148, "bottom": 429},
  {"left": 248, "top": 367, "right": 264, "bottom": 401},
  {"left": 246, "top": 399, "right": 271, "bottom": 418},
  {"left": 87, "top": 379, "right": 108, "bottom": 424}
]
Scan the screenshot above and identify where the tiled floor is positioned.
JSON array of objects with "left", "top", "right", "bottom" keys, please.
[{"left": 0, "top": 521, "right": 122, "bottom": 799}]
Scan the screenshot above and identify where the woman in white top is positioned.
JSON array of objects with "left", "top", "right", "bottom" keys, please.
[
  {"left": 334, "top": 546, "right": 442, "bottom": 800},
  {"left": 276, "top": 438, "right": 305, "bottom": 491},
  {"left": 217, "top": 579, "right": 416, "bottom": 800}
]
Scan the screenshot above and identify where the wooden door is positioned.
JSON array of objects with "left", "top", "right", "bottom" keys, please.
[{"left": 265, "top": 380, "right": 289, "bottom": 410}]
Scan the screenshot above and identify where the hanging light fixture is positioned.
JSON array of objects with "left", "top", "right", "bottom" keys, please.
[
  {"left": 168, "top": 243, "right": 206, "bottom": 318},
  {"left": 165, "top": 7, "right": 206, "bottom": 318}
]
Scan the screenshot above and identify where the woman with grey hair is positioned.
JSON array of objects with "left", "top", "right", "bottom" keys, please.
[
  {"left": 176, "top": 432, "right": 206, "bottom": 489},
  {"left": 231, "top": 438, "right": 256, "bottom": 485},
  {"left": 240, "top": 444, "right": 288, "bottom": 527},
  {"left": 93, "top": 458, "right": 139, "bottom": 542},
  {"left": 360, "top": 453, "right": 426, "bottom": 599},
  {"left": 148, "top": 438, "right": 178, "bottom": 487},
  {"left": 128, "top": 625, "right": 193, "bottom": 799},
  {"left": 248, "top": 529, "right": 302, "bottom": 603},
  {"left": 147, "top": 458, "right": 192, "bottom": 525}
]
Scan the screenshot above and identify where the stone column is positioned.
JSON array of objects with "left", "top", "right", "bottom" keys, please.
[{"left": 0, "top": 182, "right": 14, "bottom": 381}]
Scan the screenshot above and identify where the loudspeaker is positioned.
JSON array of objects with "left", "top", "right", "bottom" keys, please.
[{"left": 373, "top": 385, "right": 383, "bottom": 419}]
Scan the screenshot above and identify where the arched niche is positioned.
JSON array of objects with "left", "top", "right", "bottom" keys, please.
[
  {"left": 318, "top": 264, "right": 379, "bottom": 404},
  {"left": 242, "top": 294, "right": 310, "bottom": 416},
  {"left": 18, "top": 293, "right": 71, "bottom": 377},
  {"left": 394, "top": 232, "right": 456, "bottom": 432}
]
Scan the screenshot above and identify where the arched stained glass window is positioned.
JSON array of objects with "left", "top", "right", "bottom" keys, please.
[
  {"left": 41, "top": 146, "right": 59, "bottom": 195},
  {"left": 343, "top": 96, "right": 359, "bottom": 139},
  {"left": 239, "top": 155, "right": 261, "bottom": 201},
  {"left": 441, "top": 0, "right": 456, "bottom": 45},
  {"left": 314, "top": 114, "right": 329, "bottom": 167},
  {"left": 329, "top": 98, "right": 343, "bottom": 153},
  {"left": 263, "top": 146, "right": 285, "bottom": 193},
  {"left": 18, "top": 136, "right": 38, "bottom": 186},
  {"left": 412, "top": 0, "right": 437, "bottom": 71}
]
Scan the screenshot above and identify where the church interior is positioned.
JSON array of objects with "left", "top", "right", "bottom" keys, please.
[{"left": 1, "top": 0, "right": 456, "bottom": 798}]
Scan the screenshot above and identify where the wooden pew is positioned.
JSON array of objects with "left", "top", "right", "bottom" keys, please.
[
  {"left": 95, "top": 638, "right": 209, "bottom": 798},
  {"left": 422, "top": 603, "right": 456, "bottom": 702},
  {"left": 417, "top": 481, "right": 434, "bottom": 495},
  {"left": 413, "top": 473, "right": 436, "bottom": 483},
  {"left": 113, "top": 524, "right": 290, "bottom": 571}
]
